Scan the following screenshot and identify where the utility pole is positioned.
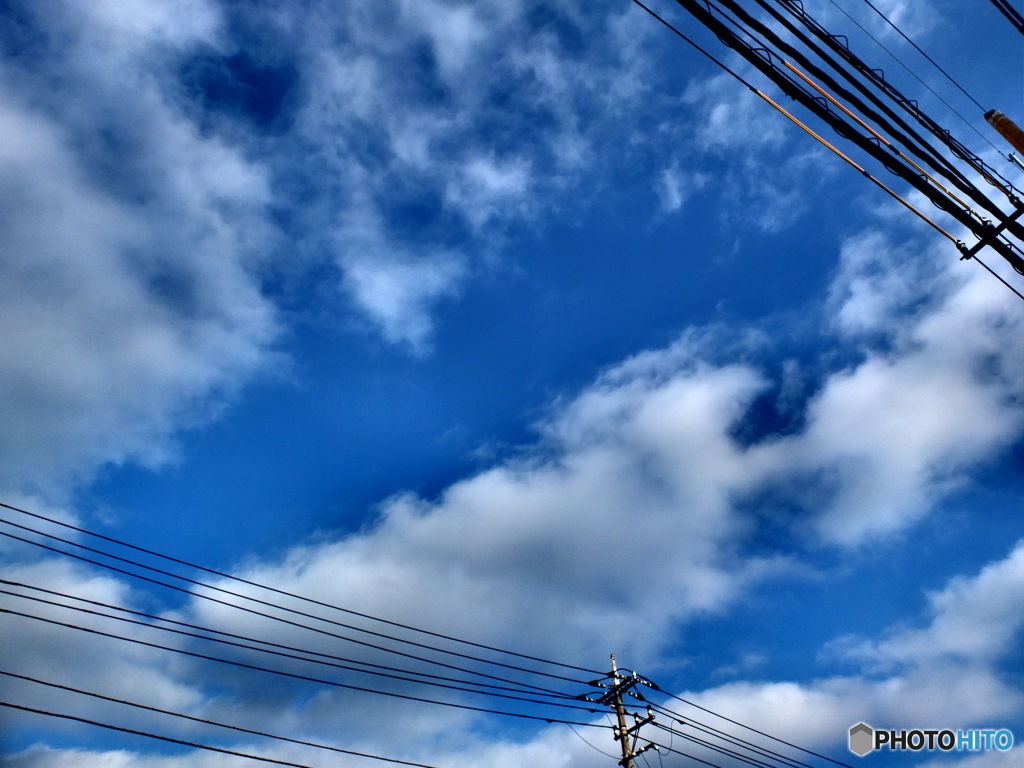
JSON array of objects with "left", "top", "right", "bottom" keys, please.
[{"left": 586, "top": 655, "right": 655, "bottom": 767}]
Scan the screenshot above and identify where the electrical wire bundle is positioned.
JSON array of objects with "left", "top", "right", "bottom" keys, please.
[
  {"left": 1, "top": 500, "right": 856, "bottom": 767},
  {"left": 631, "top": 0, "right": 1024, "bottom": 301},
  {"left": 0, "top": 501, "right": 607, "bottom": 767}
]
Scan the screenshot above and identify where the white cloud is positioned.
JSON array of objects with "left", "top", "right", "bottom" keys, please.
[
  {"left": 757, "top": 233, "right": 1024, "bottom": 545},
  {"left": 0, "top": 560, "right": 205, "bottom": 746},
  {"left": 167, "top": 224, "right": 1023, "bottom": 726},
  {"left": 835, "top": 539, "right": 1024, "bottom": 669},
  {"left": 659, "top": 71, "right": 834, "bottom": 232},
  {"left": 2, "top": 2, "right": 1022, "bottom": 765},
  {"left": 661, "top": 541, "right": 1024, "bottom": 761},
  {"left": 0, "top": 0, "right": 677, "bottom": 495},
  {"left": 657, "top": 163, "right": 708, "bottom": 213},
  {"left": 0, "top": 8, "right": 279, "bottom": 496},
  {"left": 285, "top": 0, "right": 665, "bottom": 345}
]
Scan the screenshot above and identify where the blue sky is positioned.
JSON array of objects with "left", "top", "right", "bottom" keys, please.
[{"left": 0, "top": 1, "right": 1022, "bottom": 767}]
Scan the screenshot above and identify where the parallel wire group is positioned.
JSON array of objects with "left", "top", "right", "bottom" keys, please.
[{"left": 2, "top": 500, "right": 854, "bottom": 767}]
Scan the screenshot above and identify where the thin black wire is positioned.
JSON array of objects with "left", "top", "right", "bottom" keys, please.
[
  {"left": 629, "top": 0, "right": 759, "bottom": 89},
  {"left": 987, "top": 0, "right": 1024, "bottom": 35},
  {"left": 0, "top": 500, "right": 601, "bottom": 677},
  {"left": 650, "top": 721, "right": 784, "bottom": 768},
  {"left": 653, "top": 0, "right": 1024, "bottom": 295},
  {"left": 1, "top": 701, "right": 407, "bottom": 768},
  {"left": 727, "top": 0, "right": 1023, "bottom": 223},
  {"left": 824, "top": 0, "right": 1009, "bottom": 160},
  {"left": 773, "top": 0, "right": 1024, "bottom": 202},
  {"left": 857, "top": 0, "right": 986, "bottom": 113},
  {"left": 643, "top": 737, "right": 728, "bottom": 768},
  {"left": 0, "top": 519, "right": 588, "bottom": 694},
  {"left": 972, "top": 252, "right": 1024, "bottom": 299},
  {"left": 635, "top": 2, "right": 1022, "bottom": 260},
  {"left": 0, "top": 587, "right": 596, "bottom": 714},
  {"left": 0, "top": 671, "right": 445, "bottom": 768},
  {"left": 0, "top": 579, "right": 580, "bottom": 703},
  {"left": 650, "top": 692, "right": 854, "bottom": 768},
  {"left": 645, "top": 701, "right": 810, "bottom": 768},
  {"left": 0, "top": 606, "right": 608, "bottom": 729},
  {"left": 567, "top": 723, "right": 619, "bottom": 759}
]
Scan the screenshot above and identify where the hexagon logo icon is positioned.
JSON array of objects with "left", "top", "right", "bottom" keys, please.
[{"left": 849, "top": 723, "right": 874, "bottom": 757}]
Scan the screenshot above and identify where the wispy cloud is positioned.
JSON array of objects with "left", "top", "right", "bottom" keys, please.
[{"left": 0, "top": 1, "right": 278, "bottom": 496}]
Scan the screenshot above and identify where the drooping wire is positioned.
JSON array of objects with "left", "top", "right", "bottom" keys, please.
[
  {"left": 0, "top": 501, "right": 601, "bottom": 677},
  {"left": 986, "top": 0, "right": 1024, "bottom": 35},
  {"left": 567, "top": 723, "right": 620, "bottom": 759},
  {"left": 857, "top": 0, "right": 987, "bottom": 113},
  {"left": 1, "top": 703, "right": 325, "bottom": 768},
  {"left": 628, "top": 0, "right": 963, "bottom": 245},
  {"left": 0, "top": 671, "right": 446, "bottom": 768},
  {"left": 644, "top": 701, "right": 812, "bottom": 768},
  {"left": 0, "top": 523, "right": 587, "bottom": 704},
  {"left": 641, "top": 737, "right": 727, "bottom": 768},
  {"left": 0, "top": 579, "right": 577, "bottom": 702},
  {"left": 0, "top": 585, "right": 595, "bottom": 713},
  {"left": 647, "top": 690, "right": 855, "bottom": 768},
  {"left": 0, "top": 606, "right": 608, "bottom": 728},
  {"left": 0, "top": 510, "right": 592, "bottom": 691},
  {"left": 650, "top": 720, "right": 789, "bottom": 768}
]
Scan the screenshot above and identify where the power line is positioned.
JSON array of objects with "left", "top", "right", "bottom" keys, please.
[
  {"left": 0, "top": 606, "right": 608, "bottom": 729},
  {"left": 0, "top": 671, "right": 447, "bottom": 768},
  {"left": 856, "top": 0, "right": 987, "bottom": 113},
  {"left": 642, "top": 737, "right": 728, "bottom": 768},
  {"left": 722, "top": 0, "right": 1024, "bottom": 223},
  {"left": 0, "top": 500, "right": 601, "bottom": 677},
  {"left": 646, "top": 689, "right": 854, "bottom": 768},
  {"left": 0, "top": 578, "right": 581, "bottom": 702},
  {"left": 820, "top": 0, "right": 1012, "bottom": 163},
  {"left": 646, "top": 0, "right": 1024, "bottom": 292},
  {"left": 0, "top": 523, "right": 582, "bottom": 701},
  {"left": 986, "top": 0, "right": 1024, "bottom": 35},
  {"left": 644, "top": 702, "right": 812, "bottom": 768},
  {"left": 773, "top": 0, "right": 1024, "bottom": 203},
  {"left": 2, "top": 701, "right": 436, "bottom": 768},
  {"left": 650, "top": 721, "right": 792, "bottom": 768},
  {"left": 0, "top": 585, "right": 594, "bottom": 713},
  {"left": 628, "top": 1, "right": 959, "bottom": 242},
  {"left": 0, "top": 513, "right": 591, "bottom": 693}
]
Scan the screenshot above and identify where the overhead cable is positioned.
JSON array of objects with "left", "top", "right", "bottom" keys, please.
[
  {"left": 0, "top": 513, "right": 590, "bottom": 692},
  {"left": 1, "top": 671, "right": 447, "bottom": 768},
  {"left": 1, "top": 701, "right": 452, "bottom": 768},
  {"left": 654, "top": 0, "right": 1024, "bottom": 289},
  {"left": 648, "top": 690, "right": 854, "bottom": 768},
  {"left": 0, "top": 500, "right": 600, "bottom": 677},
  {"left": 0, "top": 605, "right": 608, "bottom": 728},
  {"left": 0, "top": 578, "right": 580, "bottom": 702},
  {"left": 773, "top": 0, "right": 1023, "bottom": 201},
  {"left": 630, "top": 3, "right": 978, "bottom": 246},
  {"left": 0, "top": 586, "right": 593, "bottom": 713},
  {"left": 643, "top": 702, "right": 813, "bottom": 768},
  {"left": 986, "top": 0, "right": 1024, "bottom": 35}
]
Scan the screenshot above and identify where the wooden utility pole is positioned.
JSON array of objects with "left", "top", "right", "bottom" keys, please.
[
  {"left": 610, "top": 656, "right": 636, "bottom": 768},
  {"left": 586, "top": 655, "right": 655, "bottom": 767}
]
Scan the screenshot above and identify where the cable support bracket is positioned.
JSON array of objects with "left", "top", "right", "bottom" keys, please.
[{"left": 959, "top": 205, "right": 1024, "bottom": 261}]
